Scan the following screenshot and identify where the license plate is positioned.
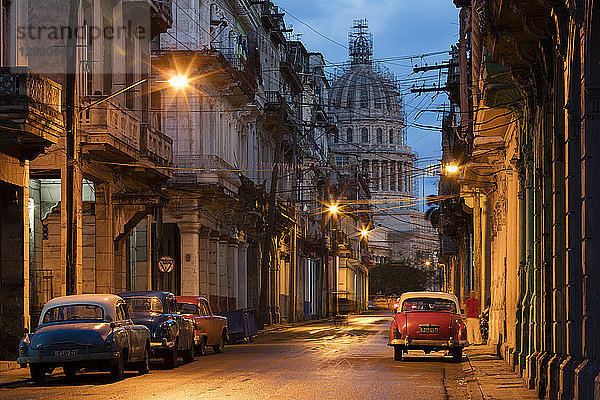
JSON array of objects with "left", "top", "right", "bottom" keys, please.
[
  {"left": 420, "top": 326, "right": 439, "bottom": 334},
  {"left": 54, "top": 349, "right": 78, "bottom": 357}
]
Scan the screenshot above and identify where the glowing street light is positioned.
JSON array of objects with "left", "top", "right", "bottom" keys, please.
[
  {"left": 444, "top": 164, "right": 459, "bottom": 175},
  {"left": 424, "top": 260, "right": 432, "bottom": 267},
  {"left": 360, "top": 228, "right": 370, "bottom": 239},
  {"left": 328, "top": 204, "right": 340, "bottom": 215},
  {"left": 167, "top": 75, "right": 190, "bottom": 90}
]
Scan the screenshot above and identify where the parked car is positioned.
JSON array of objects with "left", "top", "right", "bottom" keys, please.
[
  {"left": 176, "top": 296, "right": 228, "bottom": 355},
  {"left": 387, "top": 291, "right": 467, "bottom": 362},
  {"left": 17, "top": 294, "right": 151, "bottom": 382},
  {"left": 119, "top": 291, "right": 195, "bottom": 368}
]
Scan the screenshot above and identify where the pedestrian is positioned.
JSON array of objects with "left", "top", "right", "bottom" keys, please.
[{"left": 464, "top": 290, "right": 482, "bottom": 345}]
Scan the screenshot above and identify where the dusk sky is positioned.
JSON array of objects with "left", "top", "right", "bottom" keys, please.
[{"left": 278, "top": 0, "right": 459, "bottom": 204}]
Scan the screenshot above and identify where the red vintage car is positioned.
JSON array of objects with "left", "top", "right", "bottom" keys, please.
[
  {"left": 388, "top": 291, "right": 467, "bottom": 362},
  {"left": 176, "top": 296, "right": 228, "bottom": 355}
]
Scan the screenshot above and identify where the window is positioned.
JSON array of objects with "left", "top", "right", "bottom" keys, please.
[
  {"left": 389, "top": 129, "right": 394, "bottom": 144},
  {"left": 346, "top": 128, "right": 353, "bottom": 143},
  {"left": 178, "top": 303, "right": 200, "bottom": 316},
  {"left": 124, "top": 297, "right": 163, "bottom": 315},
  {"left": 42, "top": 304, "right": 104, "bottom": 323},
  {"left": 401, "top": 298, "right": 457, "bottom": 313},
  {"left": 361, "top": 127, "right": 368, "bottom": 143},
  {"left": 376, "top": 128, "right": 383, "bottom": 143},
  {"left": 201, "top": 301, "right": 212, "bottom": 316}
]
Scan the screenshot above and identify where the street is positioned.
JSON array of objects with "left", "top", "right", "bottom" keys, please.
[{"left": 0, "top": 314, "right": 473, "bottom": 400}]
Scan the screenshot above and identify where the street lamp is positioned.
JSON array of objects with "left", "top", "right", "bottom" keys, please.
[
  {"left": 425, "top": 260, "right": 432, "bottom": 267},
  {"left": 328, "top": 203, "right": 340, "bottom": 215},
  {"left": 167, "top": 75, "right": 190, "bottom": 90},
  {"left": 444, "top": 163, "right": 460, "bottom": 175},
  {"left": 360, "top": 228, "right": 370, "bottom": 239}
]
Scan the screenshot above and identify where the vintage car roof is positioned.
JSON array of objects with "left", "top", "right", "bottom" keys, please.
[
  {"left": 176, "top": 296, "right": 209, "bottom": 304},
  {"left": 398, "top": 291, "right": 460, "bottom": 307},
  {"left": 119, "top": 291, "right": 173, "bottom": 300},
  {"left": 39, "top": 294, "right": 122, "bottom": 325}
]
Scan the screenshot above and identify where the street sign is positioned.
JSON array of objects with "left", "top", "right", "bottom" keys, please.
[{"left": 158, "top": 256, "right": 175, "bottom": 273}]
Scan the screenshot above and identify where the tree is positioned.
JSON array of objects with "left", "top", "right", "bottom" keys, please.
[{"left": 369, "top": 262, "right": 436, "bottom": 297}]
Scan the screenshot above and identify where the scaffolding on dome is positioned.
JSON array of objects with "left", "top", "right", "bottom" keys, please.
[{"left": 349, "top": 19, "right": 373, "bottom": 65}]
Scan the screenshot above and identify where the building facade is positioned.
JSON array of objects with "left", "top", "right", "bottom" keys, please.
[{"left": 440, "top": 1, "right": 600, "bottom": 399}]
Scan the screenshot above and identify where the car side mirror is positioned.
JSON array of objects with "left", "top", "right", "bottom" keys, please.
[{"left": 110, "top": 322, "right": 117, "bottom": 330}]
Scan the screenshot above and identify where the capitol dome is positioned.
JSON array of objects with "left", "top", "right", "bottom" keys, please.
[{"left": 329, "top": 64, "right": 403, "bottom": 121}]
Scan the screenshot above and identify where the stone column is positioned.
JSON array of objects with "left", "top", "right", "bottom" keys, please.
[
  {"left": 575, "top": 8, "right": 600, "bottom": 396},
  {"left": 179, "top": 221, "right": 200, "bottom": 296},
  {"left": 237, "top": 243, "right": 248, "bottom": 309},
  {"left": 559, "top": 24, "right": 583, "bottom": 400},
  {"left": 95, "top": 183, "right": 113, "bottom": 293},
  {"left": 198, "top": 229, "right": 210, "bottom": 297},
  {"left": 208, "top": 232, "right": 219, "bottom": 311},
  {"left": 390, "top": 161, "right": 396, "bottom": 191},
  {"left": 227, "top": 240, "right": 238, "bottom": 310},
  {"left": 218, "top": 236, "right": 228, "bottom": 311}
]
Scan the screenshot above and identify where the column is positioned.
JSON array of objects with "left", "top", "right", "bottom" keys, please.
[
  {"left": 237, "top": 243, "right": 248, "bottom": 309},
  {"left": 398, "top": 161, "right": 404, "bottom": 192},
  {"left": 179, "top": 221, "right": 201, "bottom": 296},
  {"left": 95, "top": 183, "right": 113, "bottom": 293},
  {"left": 208, "top": 232, "right": 219, "bottom": 311},
  {"left": 381, "top": 161, "right": 388, "bottom": 191},
  {"left": 199, "top": 229, "right": 210, "bottom": 297},
  {"left": 559, "top": 25, "right": 583, "bottom": 400},
  {"left": 227, "top": 240, "right": 238, "bottom": 310},
  {"left": 371, "top": 160, "right": 378, "bottom": 192},
  {"left": 390, "top": 161, "right": 396, "bottom": 191},
  {"left": 218, "top": 236, "right": 228, "bottom": 311}
]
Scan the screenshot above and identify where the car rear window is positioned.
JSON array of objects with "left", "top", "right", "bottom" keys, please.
[
  {"left": 401, "top": 298, "right": 456, "bottom": 313},
  {"left": 178, "top": 303, "right": 199, "bottom": 316},
  {"left": 42, "top": 304, "right": 104, "bottom": 323},
  {"left": 124, "top": 297, "right": 163, "bottom": 314}
]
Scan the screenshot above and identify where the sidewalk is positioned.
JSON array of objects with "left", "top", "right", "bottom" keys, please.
[{"left": 464, "top": 345, "right": 538, "bottom": 400}]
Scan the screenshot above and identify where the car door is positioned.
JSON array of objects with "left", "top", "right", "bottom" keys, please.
[
  {"left": 120, "top": 302, "right": 144, "bottom": 362},
  {"left": 202, "top": 300, "right": 216, "bottom": 344},
  {"left": 168, "top": 296, "right": 188, "bottom": 350}
]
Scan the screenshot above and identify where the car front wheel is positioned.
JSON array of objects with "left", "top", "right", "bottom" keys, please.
[
  {"left": 138, "top": 345, "right": 150, "bottom": 375},
  {"left": 393, "top": 345, "right": 403, "bottom": 361},
  {"left": 182, "top": 339, "right": 194, "bottom": 363},
  {"left": 30, "top": 364, "right": 45, "bottom": 383},
  {"left": 164, "top": 344, "right": 178, "bottom": 369},
  {"left": 451, "top": 348, "right": 463, "bottom": 363},
  {"left": 213, "top": 333, "right": 225, "bottom": 354}
]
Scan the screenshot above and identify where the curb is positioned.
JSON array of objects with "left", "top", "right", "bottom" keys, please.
[
  {"left": 0, "top": 362, "right": 20, "bottom": 373},
  {"left": 462, "top": 355, "right": 485, "bottom": 400},
  {"left": 258, "top": 317, "right": 334, "bottom": 335}
]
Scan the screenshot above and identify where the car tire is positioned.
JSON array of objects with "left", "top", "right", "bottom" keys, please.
[
  {"left": 182, "top": 340, "right": 194, "bottom": 363},
  {"left": 196, "top": 337, "right": 206, "bottom": 356},
  {"left": 451, "top": 348, "right": 463, "bottom": 363},
  {"left": 164, "top": 345, "right": 177, "bottom": 369},
  {"left": 30, "top": 364, "right": 45, "bottom": 383},
  {"left": 63, "top": 366, "right": 77, "bottom": 379},
  {"left": 138, "top": 346, "right": 150, "bottom": 375},
  {"left": 212, "top": 333, "right": 225, "bottom": 354},
  {"left": 393, "top": 345, "right": 403, "bottom": 361},
  {"left": 110, "top": 351, "right": 125, "bottom": 381}
]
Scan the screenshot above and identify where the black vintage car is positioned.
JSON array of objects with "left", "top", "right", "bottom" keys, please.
[{"left": 118, "top": 291, "right": 195, "bottom": 368}]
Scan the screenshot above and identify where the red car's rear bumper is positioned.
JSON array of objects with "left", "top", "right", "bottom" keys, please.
[{"left": 387, "top": 338, "right": 468, "bottom": 348}]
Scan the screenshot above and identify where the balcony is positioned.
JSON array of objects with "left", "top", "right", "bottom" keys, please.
[
  {"left": 0, "top": 67, "right": 63, "bottom": 159},
  {"left": 152, "top": 48, "right": 257, "bottom": 105},
  {"left": 172, "top": 154, "right": 241, "bottom": 197},
  {"left": 80, "top": 96, "right": 141, "bottom": 163},
  {"left": 260, "top": 1, "right": 286, "bottom": 45},
  {"left": 123, "top": 0, "right": 173, "bottom": 37},
  {"left": 138, "top": 119, "right": 173, "bottom": 181}
]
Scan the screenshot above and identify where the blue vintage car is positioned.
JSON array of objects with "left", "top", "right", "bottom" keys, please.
[
  {"left": 17, "top": 294, "right": 151, "bottom": 382},
  {"left": 118, "top": 291, "right": 195, "bottom": 368}
]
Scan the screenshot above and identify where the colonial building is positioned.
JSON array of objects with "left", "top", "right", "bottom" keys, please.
[
  {"left": 440, "top": 1, "right": 600, "bottom": 398},
  {"left": 329, "top": 20, "right": 435, "bottom": 265}
]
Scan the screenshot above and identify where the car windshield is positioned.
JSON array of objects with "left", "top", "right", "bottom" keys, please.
[
  {"left": 124, "top": 297, "right": 163, "bottom": 314},
  {"left": 178, "top": 303, "right": 199, "bottom": 315},
  {"left": 402, "top": 298, "right": 457, "bottom": 313},
  {"left": 42, "top": 304, "right": 104, "bottom": 323}
]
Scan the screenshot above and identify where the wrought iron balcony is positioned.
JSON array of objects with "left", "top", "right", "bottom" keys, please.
[
  {"left": 0, "top": 67, "right": 63, "bottom": 159},
  {"left": 123, "top": 0, "right": 173, "bottom": 37}
]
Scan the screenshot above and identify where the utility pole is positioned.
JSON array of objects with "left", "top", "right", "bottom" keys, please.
[
  {"left": 258, "top": 95, "right": 285, "bottom": 329},
  {"left": 65, "top": 0, "right": 80, "bottom": 295}
]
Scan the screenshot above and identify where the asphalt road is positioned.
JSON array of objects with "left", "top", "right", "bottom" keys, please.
[{"left": 0, "top": 314, "right": 473, "bottom": 400}]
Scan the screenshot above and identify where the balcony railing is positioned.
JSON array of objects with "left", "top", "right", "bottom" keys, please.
[
  {"left": 0, "top": 67, "right": 64, "bottom": 158},
  {"left": 80, "top": 96, "right": 141, "bottom": 162},
  {"left": 172, "top": 154, "right": 241, "bottom": 194}
]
